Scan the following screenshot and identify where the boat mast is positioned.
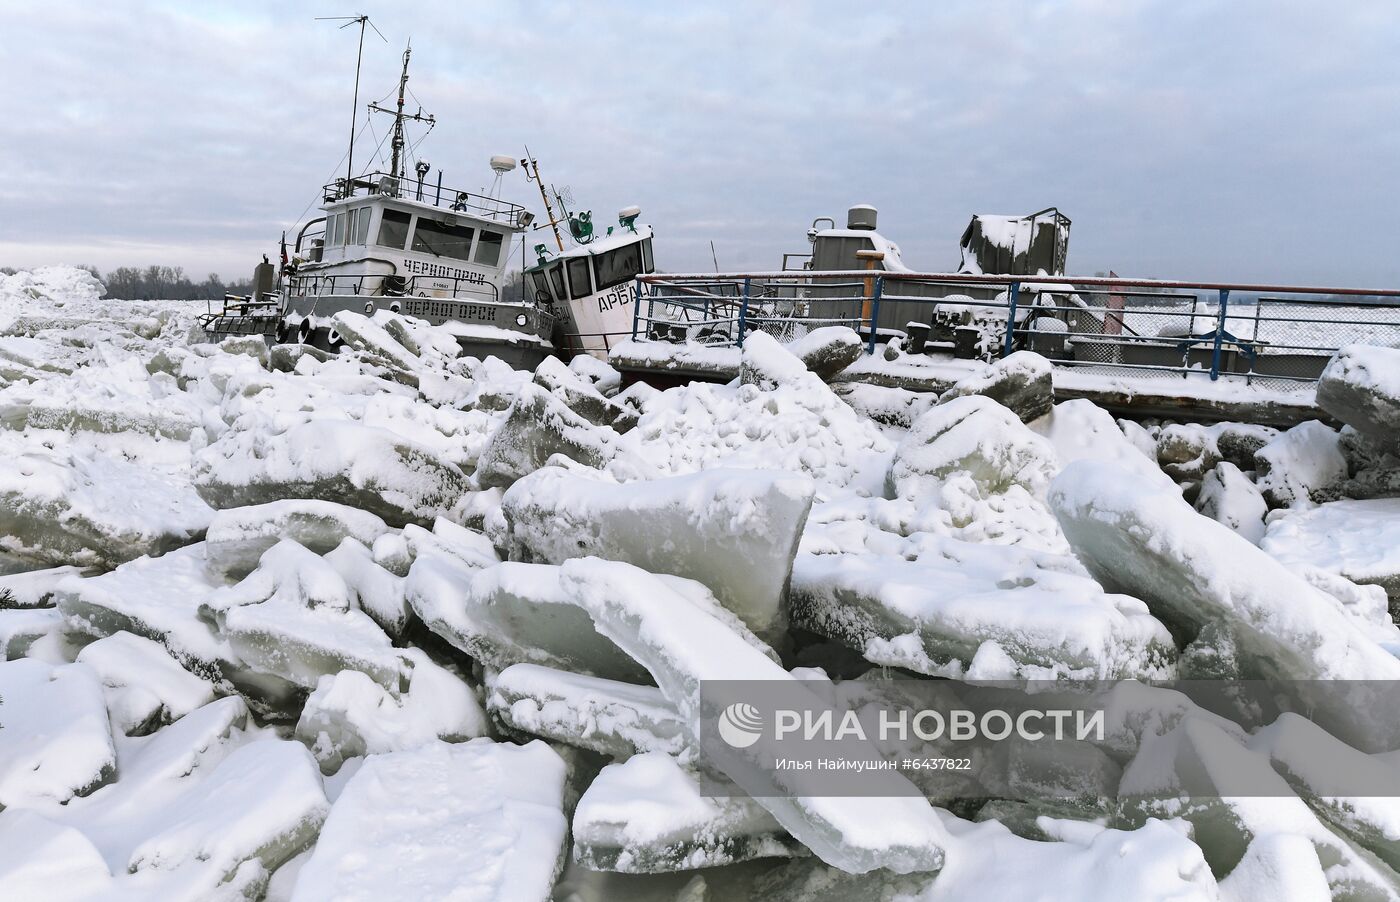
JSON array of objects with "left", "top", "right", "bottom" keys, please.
[
  {"left": 369, "top": 43, "right": 435, "bottom": 181},
  {"left": 522, "top": 149, "right": 566, "bottom": 252}
]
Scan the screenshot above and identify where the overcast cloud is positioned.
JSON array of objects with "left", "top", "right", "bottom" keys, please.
[{"left": 2, "top": 1, "right": 1399, "bottom": 285}]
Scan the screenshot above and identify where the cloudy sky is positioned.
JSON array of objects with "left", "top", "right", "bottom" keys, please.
[{"left": 2, "top": 1, "right": 1399, "bottom": 286}]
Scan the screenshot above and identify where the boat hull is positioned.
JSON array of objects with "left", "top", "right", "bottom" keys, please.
[{"left": 201, "top": 292, "right": 555, "bottom": 370}]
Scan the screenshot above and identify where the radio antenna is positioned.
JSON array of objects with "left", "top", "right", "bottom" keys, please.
[{"left": 317, "top": 15, "right": 386, "bottom": 196}]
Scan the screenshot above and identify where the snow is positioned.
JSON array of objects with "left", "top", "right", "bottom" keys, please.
[
  {"left": 475, "top": 382, "right": 619, "bottom": 488},
  {"left": 1030, "top": 398, "right": 1161, "bottom": 478},
  {"left": 1316, "top": 343, "right": 1400, "bottom": 440},
  {"left": 889, "top": 394, "right": 1057, "bottom": 501},
  {"left": 0, "top": 564, "right": 87, "bottom": 608},
  {"left": 1262, "top": 498, "right": 1400, "bottom": 598},
  {"left": 791, "top": 539, "right": 1176, "bottom": 680},
  {"left": 194, "top": 419, "right": 471, "bottom": 528},
  {"left": 1050, "top": 458, "right": 1400, "bottom": 749},
  {"left": 555, "top": 557, "right": 953, "bottom": 875},
  {"left": 0, "top": 432, "right": 213, "bottom": 568},
  {"left": 74, "top": 631, "right": 217, "bottom": 735},
  {"left": 488, "top": 662, "right": 687, "bottom": 758},
  {"left": 322, "top": 537, "right": 409, "bottom": 635},
  {"left": 497, "top": 466, "right": 814, "bottom": 641},
  {"left": 572, "top": 751, "right": 801, "bottom": 873},
  {"left": 1253, "top": 419, "right": 1347, "bottom": 508},
  {"left": 208, "top": 539, "right": 406, "bottom": 692},
  {"left": 1218, "top": 833, "right": 1331, "bottom": 902},
  {"left": 7, "top": 267, "right": 1400, "bottom": 896},
  {"left": 55, "top": 543, "right": 232, "bottom": 678},
  {"left": 0, "top": 810, "right": 116, "bottom": 902},
  {"left": 291, "top": 740, "right": 567, "bottom": 902},
  {"left": 0, "top": 605, "right": 65, "bottom": 658},
  {"left": 204, "top": 499, "right": 392, "bottom": 580},
  {"left": 295, "top": 649, "right": 487, "bottom": 773},
  {"left": 0, "top": 659, "right": 116, "bottom": 807},
  {"left": 738, "top": 330, "right": 814, "bottom": 390},
  {"left": 1195, "top": 461, "right": 1268, "bottom": 543}
]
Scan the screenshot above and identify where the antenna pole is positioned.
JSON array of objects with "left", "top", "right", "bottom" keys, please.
[
  {"left": 523, "top": 149, "right": 566, "bottom": 251},
  {"left": 347, "top": 16, "right": 367, "bottom": 193},
  {"left": 318, "top": 14, "right": 385, "bottom": 198}
]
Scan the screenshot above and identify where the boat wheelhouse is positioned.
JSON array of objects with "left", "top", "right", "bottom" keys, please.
[
  {"left": 521, "top": 208, "right": 656, "bottom": 360},
  {"left": 201, "top": 43, "right": 554, "bottom": 369},
  {"left": 276, "top": 167, "right": 552, "bottom": 368}
]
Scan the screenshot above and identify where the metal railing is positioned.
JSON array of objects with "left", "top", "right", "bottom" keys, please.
[
  {"left": 288, "top": 272, "right": 500, "bottom": 305},
  {"left": 630, "top": 271, "right": 1400, "bottom": 388},
  {"left": 197, "top": 293, "right": 282, "bottom": 337},
  {"left": 324, "top": 171, "right": 528, "bottom": 228}
]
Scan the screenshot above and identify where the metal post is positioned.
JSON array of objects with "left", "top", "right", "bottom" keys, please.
[
  {"left": 867, "top": 276, "right": 884, "bottom": 355},
  {"left": 1003, "top": 281, "right": 1021, "bottom": 358},
  {"left": 1245, "top": 298, "right": 1263, "bottom": 385},
  {"left": 1210, "top": 288, "right": 1230, "bottom": 381},
  {"left": 630, "top": 279, "right": 642, "bottom": 340},
  {"left": 738, "top": 278, "right": 752, "bottom": 345}
]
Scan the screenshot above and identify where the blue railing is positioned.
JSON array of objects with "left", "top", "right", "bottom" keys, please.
[{"left": 630, "top": 271, "right": 1400, "bottom": 388}]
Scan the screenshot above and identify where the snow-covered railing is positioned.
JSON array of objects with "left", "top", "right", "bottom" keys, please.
[
  {"left": 324, "top": 170, "right": 529, "bottom": 227},
  {"left": 631, "top": 271, "right": 1400, "bottom": 386}
]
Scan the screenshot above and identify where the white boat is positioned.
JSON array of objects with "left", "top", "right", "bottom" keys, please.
[
  {"left": 202, "top": 44, "right": 554, "bottom": 369},
  {"left": 520, "top": 200, "right": 657, "bottom": 360}
]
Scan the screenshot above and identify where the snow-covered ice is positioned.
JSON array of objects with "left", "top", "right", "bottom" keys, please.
[
  {"left": 496, "top": 466, "right": 814, "bottom": 641},
  {"left": 204, "top": 499, "right": 392, "bottom": 580},
  {"left": 1253, "top": 419, "right": 1347, "bottom": 508},
  {"left": 74, "top": 631, "right": 217, "bottom": 735},
  {"left": 1262, "top": 498, "right": 1400, "bottom": 604},
  {"left": 295, "top": 649, "right": 487, "bottom": 773},
  {"left": 0, "top": 658, "right": 115, "bottom": 807},
  {"left": 555, "top": 557, "right": 953, "bottom": 875},
  {"left": 1317, "top": 343, "right": 1400, "bottom": 443},
  {"left": 6, "top": 268, "right": 1400, "bottom": 899},
  {"left": 572, "top": 751, "right": 805, "bottom": 873},
  {"left": 194, "top": 419, "right": 471, "bottom": 527},
  {"left": 487, "top": 662, "right": 687, "bottom": 758},
  {"left": 290, "top": 739, "right": 567, "bottom": 902}
]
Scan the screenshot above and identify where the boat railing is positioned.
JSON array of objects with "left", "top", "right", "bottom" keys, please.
[
  {"left": 289, "top": 272, "right": 501, "bottom": 304},
  {"left": 196, "top": 292, "right": 282, "bottom": 335},
  {"left": 324, "top": 171, "right": 528, "bottom": 228},
  {"left": 631, "top": 270, "right": 1400, "bottom": 389}
]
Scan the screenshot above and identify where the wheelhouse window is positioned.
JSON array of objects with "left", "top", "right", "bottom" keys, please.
[
  {"left": 329, "top": 212, "right": 344, "bottom": 246},
  {"left": 474, "top": 230, "right": 504, "bottom": 266},
  {"left": 377, "top": 209, "right": 412, "bottom": 250},
  {"left": 412, "top": 218, "right": 475, "bottom": 260},
  {"left": 640, "top": 236, "right": 654, "bottom": 273},
  {"left": 593, "top": 241, "right": 644, "bottom": 291},
  {"left": 355, "top": 206, "right": 371, "bottom": 244},
  {"left": 344, "top": 209, "right": 358, "bottom": 246},
  {"left": 528, "top": 270, "right": 553, "bottom": 302},
  {"left": 567, "top": 257, "right": 593, "bottom": 299},
  {"left": 547, "top": 263, "right": 566, "bottom": 300}
]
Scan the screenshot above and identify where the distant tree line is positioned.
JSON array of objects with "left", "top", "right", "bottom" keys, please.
[
  {"left": 0, "top": 265, "right": 257, "bottom": 301},
  {"left": 99, "top": 266, "right": 256, "bottom": 301}
]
